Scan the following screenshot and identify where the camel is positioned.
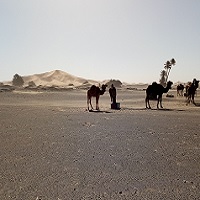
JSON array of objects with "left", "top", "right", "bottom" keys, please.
[
  {"left": 145, "top": 81, "right": 173, "bottom": 109},
  {"left": 186, "top": 79, "right": 199, "bottom": 105},
  {"left": 176, "top": 84, "right": 184, "bottom": 96},
  {"left": 87, "top": 84, "right": 107, "bottom": 110}
]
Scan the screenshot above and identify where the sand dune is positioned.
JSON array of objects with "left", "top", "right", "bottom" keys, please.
[
  {"left": 3, "top": 69, "right": 191, "bottom": 91},
  {"left": 3, "top": 70, "right": 131, "bottom": 89},
  {"left": 21, "top": 70, "right": 99, "bottom": 87}
]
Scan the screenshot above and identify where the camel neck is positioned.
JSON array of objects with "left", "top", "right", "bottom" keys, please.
[
  {"left": 100, "top": 89, "right": 105, "bottom": 95},
  {"left": 164, "top": 86, "right": 170, "bottom": 93}
]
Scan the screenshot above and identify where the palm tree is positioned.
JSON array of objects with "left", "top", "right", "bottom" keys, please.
[
  {"left": 170, "top": 58, "right": 176, "bottom": 67},
  {"left": 164, "top": 58, "right": 176, "bottom": 82},
  {"left": 164, "top": 60, "right": 171, "bottom": 82},
  {"left": 12, "top": 74, "right": 24, "bottom": 87},
  {"left": 159, "top": 70, "right": 167, "bottom": 86}
]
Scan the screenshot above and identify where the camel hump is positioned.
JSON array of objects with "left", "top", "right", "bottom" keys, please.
[
  {"left": 152, "top": 82, "right": 157, "bottom": 86},
  {"left": 177, "top": 84, "right": 184, "bottom": 89},
  {"left": 89, "top": 85, "right": 101, "bottom": 94},
  {"left": 90, "top": 85, "right": 97, "bottom": 90}
]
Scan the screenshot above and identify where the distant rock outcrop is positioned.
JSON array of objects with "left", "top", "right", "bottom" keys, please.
[
  {"left": 105, "top": 79, "right": 122, "bottom": 88},
  {"left": 0, "top": 84, "right": 15, "bottom": 92}
]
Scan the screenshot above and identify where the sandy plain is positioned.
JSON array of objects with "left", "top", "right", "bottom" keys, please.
[{"left": 0, "top": 88, "right": 200, "bottom": 200}]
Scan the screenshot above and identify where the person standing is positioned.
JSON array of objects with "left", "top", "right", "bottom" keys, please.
[{"left": 109, "top": 84, "right": 117, "bottom": 104}]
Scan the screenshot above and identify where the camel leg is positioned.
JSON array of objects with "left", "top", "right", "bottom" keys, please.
[
  {"left": 87, "top": 91, "right": 92, "bottom": 110},
  {"left": 89, "top": 98, "right": 93, "bottom": 110},
  {"left": 186, "top": 98, "right": 189, "bottom": 105},
  {"left": 145, "top": 96, "right": 151, "bottom": 109},
  {"left": 157, "top": 98, "right": 160, "bottom": 109},
  {"left": 157, "top": 96, "right": 163, "bottom": 109},
  {"left": 145, "top": 97, "right": 148, "bottom": 108},
  {"left": 87, "top": 93, "right": 90, "bottom": 110},
  {"left": 192, "top": 94, "right": 196, "bottom": 105},
  {"left": 96, "top": 96, "right": 99, "bottom": 110},
  {"left": 160, "top": 96, "right": 163, "bottom": 108},
  {"left": 148, "top": 100, "right": 151, "bottom": 109},
  {"left": 87, "top": 92, "right": 93, "bottom": 110},
  {"left": 160, "top": 99, "right": 163, "bottom": 108},
  {"left": 87, "top": 97, "right": 90, "bottom": 110},
  {"left": 186, "top": 95, "right": 190, "bottom": 105}
]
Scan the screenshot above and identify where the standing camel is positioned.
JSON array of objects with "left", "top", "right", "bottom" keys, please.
[
  {"left": 145, "top": 81, "right": 173, "bottom": 109},
  {"left": 87, "top": 84, "right": 107, "bottom": 110},
  {"left": 186, "top": 79, "right": 199, "bottom": 105},
  {"left": 176, "top": 84, "right": 184, "bottom": 96}
]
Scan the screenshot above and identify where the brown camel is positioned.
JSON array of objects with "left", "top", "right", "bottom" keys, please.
[
  {"left": 186, "top": 79, "right": 199, "bottom": 105},
  {"left": 176, "top": 84, "right": 184, "bottom": 96},
  {"left": 87, "top": 84, "right": 107, "bottom": 110},
  {"left": 184, "top": 82, "right": 191, "bottom": 97},
  {"left": 145, "top": 81, "right": 173, "bottom": 109}
]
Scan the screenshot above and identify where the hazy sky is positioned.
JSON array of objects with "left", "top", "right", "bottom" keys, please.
[{"left": 1, "top": 0, "right": 200, "bottom": 83}]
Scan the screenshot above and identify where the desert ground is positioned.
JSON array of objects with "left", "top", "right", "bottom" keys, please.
[{"left": 0, "top": 88, "right": 200, "bottom": 200}]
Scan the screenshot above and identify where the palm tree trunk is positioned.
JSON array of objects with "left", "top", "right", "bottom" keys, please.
[{"left": 165, "top": 68, "right": 171, "bottom": 83}]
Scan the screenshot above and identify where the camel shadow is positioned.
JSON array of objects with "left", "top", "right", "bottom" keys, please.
[
  {"left": 194, "top": 103, "right": 200, "bottom": 107},
  {"left": 122, "top": 107, "right": 185, "bottom": 112},
  {"left": 122, "top": 107, "right": 148, "bottom": 111},
  {"left": 88, "top": 109, "right": 112, "bottom": 113},
  {"left": 149, "top": 108, "right": 185, "bottom": 112}
]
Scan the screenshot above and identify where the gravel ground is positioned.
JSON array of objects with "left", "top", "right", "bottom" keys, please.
[{"left": 0, "top": 89, "right": 200, "bottom": 200}]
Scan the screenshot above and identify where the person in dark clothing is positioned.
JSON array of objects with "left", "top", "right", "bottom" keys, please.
[{"left": 109, "top": 84, "right": 117, "bottom": 104}]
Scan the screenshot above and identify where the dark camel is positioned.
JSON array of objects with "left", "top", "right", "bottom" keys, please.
[
  {"left": 87, "top": 84, "right": 107, "bottom": 110},
  {"left": 176, "top": 84, "right": 184, "bottom": 96},
  {"left": 145, "top": 81, "right": 173, "bottom": 109},
  {"left": 186, "top": 79, "right": 199, "bottom": 105},
  {"left": 185, "top": 82, "right": 191, "bottom": 97}
]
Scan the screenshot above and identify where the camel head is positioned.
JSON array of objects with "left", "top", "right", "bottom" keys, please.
[
  {"left": 193, "top": 79, "right": 199, "bottom": 89},
  {"left": 167, "top": 81, "right": 173, "bottom": 89},
  {"left": 100, "top": 84, "right": 107, "bottom": 95},
  {"left": 101, "top": 84, "right": 108, "bottom": 91},
  {"left": 196, "top": 81, "right": 199, "bottom": 88}
]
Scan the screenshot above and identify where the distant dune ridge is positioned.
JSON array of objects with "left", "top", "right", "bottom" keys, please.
[
  {"left": 19, "top": 70, "right": 99, "bottom": 87},
  {"left": 4, "top": 70, "right": 129, "bottom": 88},
  {"left": 4, "top": 69, "right": 184, "bottom": 90}
]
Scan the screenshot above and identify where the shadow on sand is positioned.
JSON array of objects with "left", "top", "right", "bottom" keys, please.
[
  {"left": 122, "top": 107, "right": 147, "bottom": 111},
  {"left": 88, "top": 109, "right": 112, "bottom": 113},
  {"left": 147, "top": 108, "right": 185, "bottom": 112},
  {"left": 122, "top": 107, "right": 185, "bottom": 112},
  {"left": 87, "top": 107, "right": 187, "bottom": 113}
]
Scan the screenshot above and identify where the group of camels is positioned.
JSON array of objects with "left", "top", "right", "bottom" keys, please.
[
  {"left": 176, "top": 79, "right": 199, "bottom": 105},
  {"left": 86, "top": 78, "right": 199, "bottom": 110}
]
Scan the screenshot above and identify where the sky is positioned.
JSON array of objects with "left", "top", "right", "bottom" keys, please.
[{"left": 1, "top": 0, "right": 200, "bottom": 84}]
